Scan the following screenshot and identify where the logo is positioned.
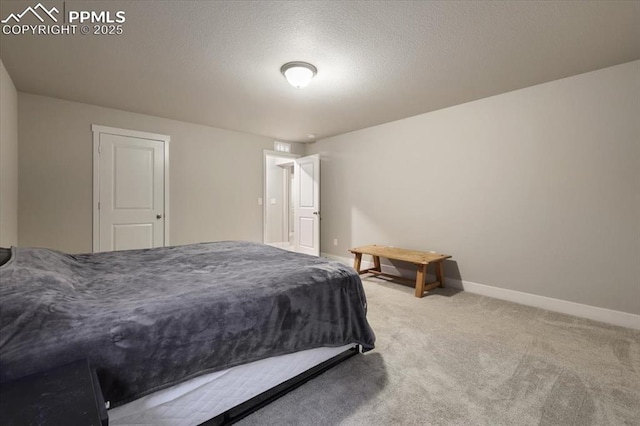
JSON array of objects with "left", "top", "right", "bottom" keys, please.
[
  {"left": 2, "top": 2, "right": 126, "bottom": 36},
  {"left": 1, "top": 2, "right": 58, "bottom": 24}
]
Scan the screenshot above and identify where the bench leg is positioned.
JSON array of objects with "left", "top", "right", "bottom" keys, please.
[
  {"left": 373, "top": 255, "right": 381, "bottom": 272},
  {"left": 436, "top": 261, "right": 445, "bottom": 288},
  {"left": 353, "top": 253, "right": 362, "bottom": 273},
  {"left": 415, "top": 264, "right": 427, "bottom": 297}
]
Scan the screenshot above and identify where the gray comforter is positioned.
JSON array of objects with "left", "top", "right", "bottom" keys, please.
[{"left": 0, "top": 241, "right": 375, "bottom": 406}]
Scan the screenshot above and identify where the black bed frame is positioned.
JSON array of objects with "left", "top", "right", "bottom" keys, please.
[{"left": 199, "top": 346, "right": 360, "bottom": 426}]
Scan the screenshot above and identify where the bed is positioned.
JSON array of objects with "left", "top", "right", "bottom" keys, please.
[{"left": 0, "top": 241, "right": 376, "bottom": 425}]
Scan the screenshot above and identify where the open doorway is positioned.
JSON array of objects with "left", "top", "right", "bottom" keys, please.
[{"left": 263, "top": 151, "right": 298, "bottom": 252}]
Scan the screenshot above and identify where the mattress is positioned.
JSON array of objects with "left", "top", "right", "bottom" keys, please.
[{"left": 109, "top": 344, "right": 355, "bottom": 425}]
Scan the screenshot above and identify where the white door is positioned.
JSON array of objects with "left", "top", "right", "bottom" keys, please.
[
  {"left": 294, "top": 154, "right": 320, "bottom": 256},
  {"left": 93, "top": 126, "right": 169, "bottom": 252}
]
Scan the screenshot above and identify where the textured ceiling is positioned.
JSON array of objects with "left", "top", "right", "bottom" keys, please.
[{"left": 1, "top": 1, "right": 639, "bottom": 142}]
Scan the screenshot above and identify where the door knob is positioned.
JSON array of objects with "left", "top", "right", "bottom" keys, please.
[
  {"left": 313, "top": 211, "right": 320, "bottom": 215},
  {"left": 156, "top": 214, "right": 163, "bottom": 219}
]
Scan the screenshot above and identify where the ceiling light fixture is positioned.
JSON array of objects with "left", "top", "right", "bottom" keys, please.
[{"left": 280, "top": 61, "right": 317, "bottom": 88}]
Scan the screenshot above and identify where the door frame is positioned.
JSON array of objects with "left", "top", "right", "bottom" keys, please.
[
  {"left": 263, "top": 150, "right": 299, "bottom": 245},
  {"left": 92, "top": 125, "right": 171, "bottom": 253}
]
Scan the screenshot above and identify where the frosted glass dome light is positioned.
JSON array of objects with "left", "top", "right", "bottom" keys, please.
[{"left": 281, "top": 62, "right": 317, "bottom": 88}]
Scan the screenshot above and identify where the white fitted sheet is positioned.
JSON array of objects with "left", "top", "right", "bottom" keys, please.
[{"left": 108, "top": 344, "right": 355, "bottom": 426}]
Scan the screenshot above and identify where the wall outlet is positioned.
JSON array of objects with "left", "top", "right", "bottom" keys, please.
[
  {"left": 258, "top": 197, "right": 263, "bottom": 205},
  {"left": 333, "top": 238, "right": 338, "bottom": 246}
]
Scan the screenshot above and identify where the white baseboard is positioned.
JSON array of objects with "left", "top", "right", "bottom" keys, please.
[{"left": 322, "top": 252, "right": 640, "bottom": 331}]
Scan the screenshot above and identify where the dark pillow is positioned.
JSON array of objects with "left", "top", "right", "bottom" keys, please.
[{"left": 0, "top": 248, "right": 11, "bottom": 267}]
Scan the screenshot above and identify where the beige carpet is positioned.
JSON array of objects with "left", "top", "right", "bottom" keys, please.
[{"left": 239, "top": 276, "right": 640, "bottom": 425}]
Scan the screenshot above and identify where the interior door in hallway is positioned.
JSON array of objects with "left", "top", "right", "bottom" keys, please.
[{"left": 293, "top": 154, "right": 320, "bottom": 256}]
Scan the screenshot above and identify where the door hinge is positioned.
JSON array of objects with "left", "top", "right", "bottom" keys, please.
[
  {"left": 98, "top": 144, "right": 102, "bottom": 154},
  {"left": 98, "top": 201, "right": 100, "bottom": 210}
]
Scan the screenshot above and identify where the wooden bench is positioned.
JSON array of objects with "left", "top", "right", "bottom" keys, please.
[{"left": 349, "top": 245, "right": 451, "bottom": 298}]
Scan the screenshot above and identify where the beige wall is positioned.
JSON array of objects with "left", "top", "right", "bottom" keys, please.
[
  {"left": 264, "top": 154, "right": 286, "bottom": 243},
  {"left": 18, "top": 93, "right": 304, "bottom": 253},
  {"left": 0, "top": 59, "right": 18, "bottom": 247},
  {"left": 308, "top": 61, "right": 640, "bottom": 315}
]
